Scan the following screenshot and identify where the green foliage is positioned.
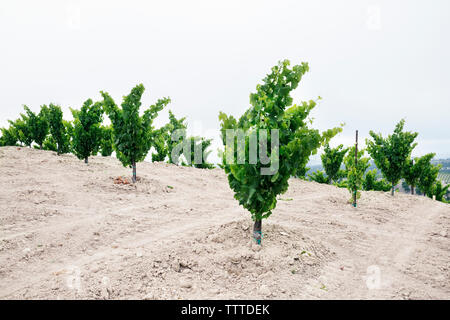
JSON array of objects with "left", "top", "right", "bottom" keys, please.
[
  {"left": 151, "top": 126, "right": 170, "bottom": 162},
  {"left": 42, "top": 135, "right": 57, "bottom": 151},
  {"left": 71, "top": 99, "right": 104, "bottom": 162},
  {"left": 337, "top": 169, "right": 348, "bottom": 180},
  {"left": 403, "top": 154, "right": 437, "bottom": 194},
  {"left": 47, "top": 104, "right": 71, "bottom": 154},
  {"left": 321, "top": 144, "right": 348, "bottom": 184},
  {"left": 43, "top": 135, "right": 58, "bottom": 152},
  {"left": 415, "top": 185, "right": 424, "bottom": 196},
  {"left": 402, "top": 180, "right": 411, "bottom": 193},
  {"left": 9, "top": 115, "right": 33, "bottom": 147},
  {"left": 366, "top": 119, "right": 418, "bottom": 195},
  {"left": 101, "top": 84, "right": 169, "bottom": 181},
  {"left": 167, "top": 111, "right": 187, "bottom": 164},
  {"left": 181, "top": 136, "right": 215, "bottom": 169},
  {"left": 99, "top": 125, "right": 114, "bottom": 157},
  {"left": 363, "top": 169, "right": 392, "bottom": 192},
  {"left": 433, "top": 180, "right": 449, "bottom": 202},
  {"left": 218, "top": 112, "right": 237, "bottom": 146},
  {"left": 416, "top": 153, "right": 440, "bottom": 198},
  {"left": 216, "top": 149, "right": 225, "bottom": 169},
  {"left": 333, "top": 179, "right": 348, "bottom": 189},
  {"left": 308, "top": 170, "right": 329, "bottom": 184},
  {"left": 362, "top": 169, "right": 377, "bottom": 191},
  {"left": 63, "top": 120, "right": 74, "bottom": 153},
  {"left": 21, "top": 105, "right": 49, "bottom": 149},
  {"left": 217, "top": 112, "right": 238, "bottom": 170},
  {"left": 219, "top": 60, "right": 342, "bottom": 223},
  {"left": 0, "top": 126, "right": 18, "bottom": 146},
  {"left": 403, "top": 157, "right": 421, "bottom": 193},
  {"left": 295, "top": 166, "right": 310, "bottom": 179},
  {"left": 344, "top": 147, "right": 370, "bottom": 198},
  {"left": 151, "top": 110, "right": 187, "bottom": 163}
]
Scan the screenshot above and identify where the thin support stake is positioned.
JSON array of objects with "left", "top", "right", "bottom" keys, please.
[{"left": 353, "top": 130, "right": 358, "bottom": 207}]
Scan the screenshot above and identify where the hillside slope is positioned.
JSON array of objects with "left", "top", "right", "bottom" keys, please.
[{"left": 0, "top": 147, "right": 449, "bottom": 300}]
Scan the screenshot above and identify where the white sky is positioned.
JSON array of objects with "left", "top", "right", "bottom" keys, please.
[{"left": 1, "top": 0, "right": 449, "bottom": 164}]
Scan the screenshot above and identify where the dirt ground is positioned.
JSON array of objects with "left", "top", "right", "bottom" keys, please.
[{"left": 0, "top": 146, "right": 449, "bottom": 300}]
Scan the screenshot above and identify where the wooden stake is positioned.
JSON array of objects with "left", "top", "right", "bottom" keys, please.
[{"left": 411, "top": 159, "right": 415, "bottom": 195}]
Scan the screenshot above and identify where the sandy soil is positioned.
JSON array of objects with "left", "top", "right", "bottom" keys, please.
[{"left": 0, "top": 146, "right": 449, "bottom": 300}]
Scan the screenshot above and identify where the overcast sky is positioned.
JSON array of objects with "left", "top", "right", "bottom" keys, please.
[{"left": 1, "top": 0, "right": 449, "bottom": 163}]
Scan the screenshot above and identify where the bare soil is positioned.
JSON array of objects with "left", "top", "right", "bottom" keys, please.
[{"left": 0, "top": 147, "right": 449, "bottom": 299}]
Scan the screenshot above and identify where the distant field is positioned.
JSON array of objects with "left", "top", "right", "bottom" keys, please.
[{"left": 438, "top": 172, "right": 450, "bottom": 184}]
